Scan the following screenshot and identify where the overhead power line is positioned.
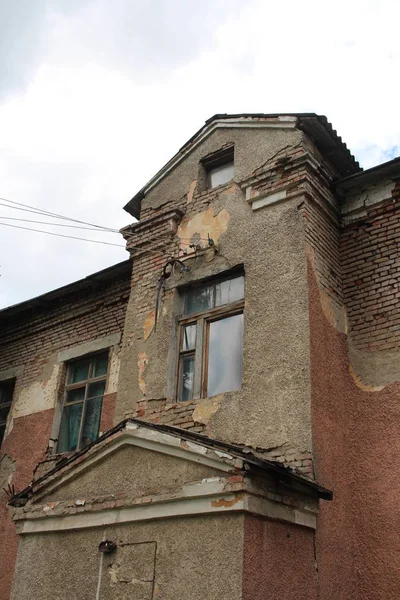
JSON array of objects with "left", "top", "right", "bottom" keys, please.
[
  {"left": 0, "top": 216, "right": 117, "bottom": 232},
  {"left": 0, "top": 222, "right": 125, "bottom": 247},
  {"left": 0, "top": 196, "right": 118, "bottom": 232}
]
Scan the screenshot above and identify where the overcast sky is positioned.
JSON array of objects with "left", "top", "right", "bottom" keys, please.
[{"left": 0, "top": 0, "right": 399, "bottom": 308}]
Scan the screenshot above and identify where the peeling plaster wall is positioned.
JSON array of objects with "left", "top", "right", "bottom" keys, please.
[
  {"left": 117, "top": 126, "right": 314, "bottom": 460},
  {"left": 141, "top": 127, "right": 302, "bottom": 217},
  {"left": 40, "top": 444, "right": 223, "bottom": 503},
  {"left": 303, "top": 170, "right": 400, "bottom": 598},
  {"left": 309, "top": 258, "right": 400, "bottom": 600},
  {"left": 0, "top": 267, "right": 130, "bottom": 600},
  {"left": 11, "top": 515, "right": 244, "bottom": 600}
]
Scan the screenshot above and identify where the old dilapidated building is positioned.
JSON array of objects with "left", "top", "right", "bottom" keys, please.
[{"left": 1, "top": 113, "right": 400, "bottom": 599}]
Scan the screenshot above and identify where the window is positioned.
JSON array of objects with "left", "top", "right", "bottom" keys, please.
[
  {"left": 202, "top": 145, "right": 234, "bottom": 189},
  {"left": 177, "top": 274, "right": 244, "bottom": 401},
  {"left": 207, "top": 161, "right": 234, "bottom": 189},
  {"left": 0, "top": 379, "right": 15, "bottom": 446},
  {"left": 57, "top": 352, "right": 108, "bottom": 453}
]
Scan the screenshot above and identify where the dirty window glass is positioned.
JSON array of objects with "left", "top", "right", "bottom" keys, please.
[
  {"left": 181, "top": 324, "right": 196, "bottom": 351},
  {"left": 207, "top": 314, "right": 244, "bottom": 396},
  {"left": 208, "top": 162, "right": 234, "bottom": 188},
  {"left": 215, "top": 276, "right": 244, "bottom": 306},
  {"left": 68, "top": 359, "right": 90, "bottom": 384},
  {"left": 179, "top": 273, "right": 244, "bottom": 402},
  {"left": 58, "top": 403, "right": 83, "bottom": 453},
  {"left": 179, "top": 355, "right": 195, "bottom": 401},
  {"left": 93, "top": 354, "right": 108, "bottom": 378},
  {"left": 185, "top": 285, "right": 214, "bottom": 315},
  {"left": 81, "top": 397, "right": 102, "bottom": 448},
  {"left": 0, "top": 379, "right": 15, "bottom": 447},
  {"left": 58, "top": 353, "right": 108, "bottom": 453}
]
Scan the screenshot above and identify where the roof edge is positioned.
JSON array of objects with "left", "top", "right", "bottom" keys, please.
[
  {"left": 124, "top": 113, "right": 360, "bottom": 218},
  {"left": 336, "top": 155, "right": 400, "bottom": 192},
  {"left": 0, "top": 259, "right": 131, "bottom": 320},
  {"left": 9, "top": 417, "right": 332, "bottom": 506}
]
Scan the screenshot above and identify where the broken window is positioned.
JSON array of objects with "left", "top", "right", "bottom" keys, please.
[
  {"left": 201, "top": 145, "right": 234, "bottom": 189},
  {"left": 207, "top": 161, "right": 234, "bottom": 188},
  {"left": 57, "top": 352, "right": 108, "bottom": 453},
  {"left": 0, "top": 379, "right": 15, "bottom": 446},
  {"left": 177, "top": 273, "right": 244, "bottom": 401}
]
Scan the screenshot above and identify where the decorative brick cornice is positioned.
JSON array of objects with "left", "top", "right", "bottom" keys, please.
[{"left": 121, "top": 209, "right": 184, "bottom": 257}]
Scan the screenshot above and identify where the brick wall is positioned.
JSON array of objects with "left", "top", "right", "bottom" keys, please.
[
  {"left": 342, "top": 184, "right": 400, "bottom": 351},
  {"left": 0, "top": 262, "right": 131, "bottom": 600},
  {"left": 0, "top": 269, "right": 130, "bottom": 380}
]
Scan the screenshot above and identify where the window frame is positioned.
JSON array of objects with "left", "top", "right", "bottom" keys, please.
[
  {"left": 201, "top": 145, "right": 235, "bottom": 191},
  {"left": 176, "top": 274, "right": 244, "bottom": 401},
  {"left": 0, "top": 379, "right": 15, "bottom": 447},
  {"left": 57, "top": 351, "right": 109, "bottom": 453}
]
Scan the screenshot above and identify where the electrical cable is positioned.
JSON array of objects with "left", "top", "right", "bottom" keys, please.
[
  {"left": 0, "top": 197, "right": 117, "bottom": 232},
  {"left": 0, "top": 216, "right": 117, "bottom": 232},
  {"left": 0, "top": 222, "right": 125, "bottom": 247}
]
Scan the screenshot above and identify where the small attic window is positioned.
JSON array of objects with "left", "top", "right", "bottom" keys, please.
[{"left": 201, "top": 146, "right": 234, "bottom": 190}]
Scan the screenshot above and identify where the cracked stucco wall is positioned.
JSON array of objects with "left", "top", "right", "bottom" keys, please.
[
  {"left": 11, "top": 515, "right": 244, "bottom": 600},
  {"left": 117, "top": 124, "right": 314, "bottom": 460}
]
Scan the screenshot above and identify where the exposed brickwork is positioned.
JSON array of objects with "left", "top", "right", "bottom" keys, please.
[
  {"left": 303, "top": 200, "right": 343, "bottom": 311},
  {"left": 0, "top": 263, "right": 131, "bottom": 600},
  {"left": 135, "top": 398, "right": 206, "bottom": 433},
  {"left": 342, "top": 186, "right": 400, "bottom": 350},
  {"left": 0, "top": 269, "right": 130, "bottom": 382}
]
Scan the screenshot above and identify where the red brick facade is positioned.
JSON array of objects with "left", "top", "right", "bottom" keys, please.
[
  {"left": 0, "top": 262, "right": 130, "bottom": 600},
  {"left": 342, "top": 184, "right": 400, "bottom": 350}
]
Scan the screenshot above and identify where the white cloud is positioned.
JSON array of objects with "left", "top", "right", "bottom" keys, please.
[{"left": 0, "top": 0, "right": 399, "bottom": 306}]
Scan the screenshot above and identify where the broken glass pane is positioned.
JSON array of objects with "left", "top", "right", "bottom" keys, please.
[
  {"left": 58, "top": 403, "right": 83, "bottom": 453},
  {"left": 215, "top": 276, "right": 244, "bottom": 307},
  {"left": 81, "top": 396, "right": 102, "bottom": 448},
  {"left": 207, "top": 314, "right": 244, "bottom": 397},
  {"left": 185, "top": 285, "right": 213, "bottom": 315},
  {"left": 179, "top": 355, "right": 195, "bottom": 401},
  {"left": 181, "top": 324, "right": 196, "bottom": 351}
]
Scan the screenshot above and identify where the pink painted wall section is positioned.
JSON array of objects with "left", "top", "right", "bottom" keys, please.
[
  {"left": 309, "top": 262, "right": 400, "bottom": 599},
  {"left": 0, "top": 392, "right": 117, "bottom": 600},
  {"left": 242, "top": 515, "right": 318, "bottom": 600},
  {"left": 0, "top": 409, "right": 54, "bottom": 600}
]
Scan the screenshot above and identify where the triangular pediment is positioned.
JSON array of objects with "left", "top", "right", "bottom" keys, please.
[{"left": 27, "top": 422, "right": 240, "bottom": 506}]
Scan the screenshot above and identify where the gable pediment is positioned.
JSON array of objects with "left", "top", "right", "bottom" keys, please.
[{"left": 27, "top": 422, "right": 241, "bottom": 507}]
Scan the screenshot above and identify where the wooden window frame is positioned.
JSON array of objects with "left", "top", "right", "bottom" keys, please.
[
  {"left": 176, "top": 288, "right": 244, "bottom": 402},
  {"left": 200, "top": 145, "right": 235, "bottom": 190},
  {"left": 0, "top": 379, "right": 15, "bottom": 447},
  {"left": 57, "top": 351, "right": 109, "bottom": 453}
]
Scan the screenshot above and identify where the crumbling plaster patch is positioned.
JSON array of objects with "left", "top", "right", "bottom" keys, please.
[
  {"left": 138, "top": 352, "right": 150, "bottom": 396},
  {"left": 177, "top": 206, "right": 230, "bottom": 247},
  {"left": 187, "top": 179, "right": 197, "bottom": 204},
  {"left": 0, "top": 454, "right": 16, "bottom": 492},
  {"left": 11, "top": 362, "right": 61, "bottom": 420},
  {"left": 347, "top": 342, "right": 400, "bottom": 390},
  {"left": 143, "top": 311, "right": 155, "bottom": 341},
  {"left": 341, "top": 179, "right": 396, "bottom": 223},
  {"left": 306, "top": 247, "right": 346, "bottom": 334},
  {"left": 106, "top": 347, "right": 121, "bottom": 395},
  {"left": 192, "top": 394, "right": 223, "bottom": 424}
]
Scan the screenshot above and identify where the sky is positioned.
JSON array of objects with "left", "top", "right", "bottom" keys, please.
[{"left": 0, "top": 0, "right": 399, "bottom": 308}]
